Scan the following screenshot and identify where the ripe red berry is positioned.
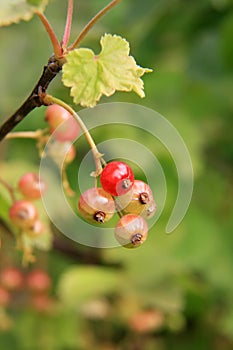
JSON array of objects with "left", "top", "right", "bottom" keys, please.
[
  {"left": 114, "top": 214, "right": 148, "bottom": 248},
  {"left": 100, "top": 161, "right": 134, "bottom": 196},
  {"left": 26, "top": 269, "right": 51, "bottom": 294},
  {"left": 45, "top": 104, "right": 79, "bottom": 142},
  {"left": 117, "top": 180, "right": 157, "bottom": 219},
  {"left": 78, "top": 187, "right": 115, "bottom": 224},
  {"left": 9, "top": 200, "right": 38, "bottom": 229},
  {"left": 18, "top": 172, "right": 46, "bottom": 200},
  {"left": 0, "top": 267, "right": 24, "bottom": 291}
]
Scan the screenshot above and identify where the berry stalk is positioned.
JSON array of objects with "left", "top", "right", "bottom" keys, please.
[
  {"left": 43, "top": 94, "right": 104, "bottom": 177},
  {"left": 5, "top": 130, "right": 45, "bottom": 140}
]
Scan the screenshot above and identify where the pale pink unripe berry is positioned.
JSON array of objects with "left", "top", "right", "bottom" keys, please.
[
  {"left": 18, "top": 172, "right": 46, "bottom": 200},
  {"left": 45, "top": 104, "right": 79, "bottom": 142},
  {"left": 9, "top": 200, "right": 38, "bottom": 229}
]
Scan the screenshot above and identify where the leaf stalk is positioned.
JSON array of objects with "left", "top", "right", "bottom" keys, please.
[{"left": 69, "top": 0, "right": 122, "bottom": 50}]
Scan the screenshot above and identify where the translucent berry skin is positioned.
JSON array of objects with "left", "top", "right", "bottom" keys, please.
[
  {"left": 114, "top": 214, "right": 148, "bottom": 248},
  {"left": 26, "top": 270, "right": 51, "bottom": 294},
  {"left": 100, "top": 161, "right": 134, "bottom": 196},
  {"left": 45, "top": 104, "right": 79, "bottom": 142},
  {"left": 0, "top": 267, "right": 24, "bottom": 291},
  {"left": 117, "top": 180, "right": 157, "bottom": 219},
  {"left": 78, "top": 187, "right": 115, "bottom": 224},
  {"left": 47, "top": 140, "right": 75, "bottom": 166},
  {"left": 9, "top": 200, "right": 38, "bottom": 229},
  {"left": 18, "top": 172, "right": 46, "bottom": 200}
]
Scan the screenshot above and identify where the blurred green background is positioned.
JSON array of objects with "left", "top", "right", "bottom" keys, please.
[{"left": 0, "top": 0, "right": 233, "bottom": 349}]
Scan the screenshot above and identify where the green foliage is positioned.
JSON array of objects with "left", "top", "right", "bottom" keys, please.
[
  {"left": 0, "top": 0, "right": 233, "bottom": 349},
  {"left": 62, "top": 34, "right": 152, "bottom": 107},
  {"left": 57, "top": 265, "right": 120, "bottom": 308},
  {"left": 0, "top": 0, "right": 48, "bottom": 27}
]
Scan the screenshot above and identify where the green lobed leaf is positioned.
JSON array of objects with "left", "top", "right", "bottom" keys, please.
[
  {"left": 62, "top": 34, "right": 152, "bottom": 107},
  {"left": 0, "top": 0, "right": 48, "bottom": 27}
]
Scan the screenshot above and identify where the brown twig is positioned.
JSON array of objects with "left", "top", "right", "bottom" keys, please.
[{"left": 0, "top": 55, "right": 62, "bottom": 142}]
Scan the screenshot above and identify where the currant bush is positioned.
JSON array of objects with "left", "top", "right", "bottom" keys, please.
[
  {"left": 0, "top": 0, "right": 156, "bottom": 268},
  {"left": 100, "top": 161, "right": 134, "bottom": 196}
]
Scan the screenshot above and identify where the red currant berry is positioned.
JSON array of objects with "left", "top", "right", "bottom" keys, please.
[
  {"left": 26, "top": 269, "right": 51, "bottom": 294},
  {"left": 45, "top": 104, "right": 79, "bottom": 142},
  {"left": 9, "top": 200, "right": 38, "bottom": 229},
  {"left": 18, "top": 172, "right": 46, "bottom": 200},
  {"left": 100, "top": 161, "right": 134, "bottom": 196},
  {"left": 31, "top": 294, "right": 53, "bottom": 313},
  {"left": 0, "top": 267, "right": 24, "bottom": 291},
  {"left": 117, "top": 180, "right": 157, "bottom": 219},
  {"left": 78, "top": 188, "right": 115, "bottom": 224},
  {"left": 129, "top": 309, "right": 164, "bottom": 333},
  {"left": 114, "top": 214, "right": 148, "bottom": 248}
]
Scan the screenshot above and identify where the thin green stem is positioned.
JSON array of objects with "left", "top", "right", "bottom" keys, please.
[
  {"left": 69, "top": 0, "right": 122, "bottom": 50},
  {"left": 44, "top": 95, "right": 104, "bottom": 177},
  {"left": 61, "top": 0, "right": 74, "bottom": 50},
  {"left": 0, "top": 177, "right": 16, "bottom": 203},
  {"left": 36, "top": 11, "right": 62, "bottom": 57}
]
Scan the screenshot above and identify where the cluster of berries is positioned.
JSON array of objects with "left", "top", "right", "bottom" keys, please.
[
  {"left": 45, "top": 104, "right": 79, "bottom": 165},
  {"left": 0, "top": 267, "right": 53, "bottom": 313},
  {"left": 9, "top": 172, "right": 46, "bottom": 238},
  {"left": 78, "top": 161, "right": 156, "bottom": 248},
  {"left": 8, "top": 105, "right": 79, "bottom": 236}
]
